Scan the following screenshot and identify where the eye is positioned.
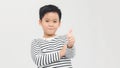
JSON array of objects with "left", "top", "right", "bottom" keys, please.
[
  {"left": 45, "top": 20, "right": 49, "bottom": 22},
  {"left": 53, "top": 20, "right": 57, "bottom": 23}
]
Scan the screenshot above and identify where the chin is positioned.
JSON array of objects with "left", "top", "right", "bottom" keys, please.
[
  {"left": 47, "top": 33, "right": 55, "bottom": 36},
  {"left": 47, "top": 31, "right": 55, "bottom": 35}
]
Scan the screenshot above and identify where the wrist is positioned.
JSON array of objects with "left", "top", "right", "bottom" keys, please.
[{"left": 67, "top": 44, "right": 73, "bottom": 48}]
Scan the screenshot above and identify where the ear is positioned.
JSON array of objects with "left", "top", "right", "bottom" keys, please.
[
  {"left": 58, "top": 21, "right": 61, "bottom": 27},
  {"left": 39, "top": 19, "right": 42, "bottom": 26}
]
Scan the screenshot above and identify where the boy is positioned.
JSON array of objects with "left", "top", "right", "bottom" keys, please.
[{"left": 31, "top": 4, "right": 75, "bottom": 68}]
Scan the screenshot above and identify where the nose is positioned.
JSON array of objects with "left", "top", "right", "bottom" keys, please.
[{"left": 48, "top": 22, "right": 54, "bottom": 27}]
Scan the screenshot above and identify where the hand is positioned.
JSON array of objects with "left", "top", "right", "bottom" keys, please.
[
  {"left": 59, "top": 45, "right": 67, "bottom": 58},
  {"left": 67, "top": 29, "right": 75, "bottom": 48}
]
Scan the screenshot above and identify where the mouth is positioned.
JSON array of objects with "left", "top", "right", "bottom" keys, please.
[{"left": 48, "top": 28, "right": 54, "bottom": 30}]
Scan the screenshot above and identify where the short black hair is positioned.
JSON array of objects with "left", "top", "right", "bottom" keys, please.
[{"left": 39, "top": 4, "right": 62, "bottom": 21}]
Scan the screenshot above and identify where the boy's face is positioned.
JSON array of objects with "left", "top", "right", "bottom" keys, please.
[{"left": 39, "top": 12, "right": 61, "bottom": 36}]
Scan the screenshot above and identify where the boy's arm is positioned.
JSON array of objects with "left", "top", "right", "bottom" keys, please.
[
  {"left": 64, "top": 29, "right": 76, "bottom": 59},
  {"left": 31, "top": 39, "right": 66, "bottom": 67},
  {"left": 65, "top": 46, "right": 75, "bottom": 59}
]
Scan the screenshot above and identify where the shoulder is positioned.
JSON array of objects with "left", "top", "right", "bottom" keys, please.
[
  {"left": 56, "top": 34, "right": 67, "bottom": 39},
  {"left": 54, "top": 34, "right": 68, "bottom": 42},
  {"left": 58, "top": 34, "right": 67, "bottom": 40},
  {"left": 31, "top": 38, "right": 44, "bottom": 46}
]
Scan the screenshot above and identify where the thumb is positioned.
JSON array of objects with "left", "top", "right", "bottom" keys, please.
[
  {"left": 67, "top": 29, "right": 73, "bottom": 37},
  {"left": 68, "top": 29, "right": 72, "bottom": 34}
]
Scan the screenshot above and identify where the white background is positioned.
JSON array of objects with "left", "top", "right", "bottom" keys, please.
[{"left": 0, "top": 0, "right": 120, "bottom": 68}]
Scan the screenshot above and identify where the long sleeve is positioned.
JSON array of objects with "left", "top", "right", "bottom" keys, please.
[
  {"left": 66, "top": 46, "right": 75, "bottom": 59},
  {"left": 31, "top": 39, "right": 60, "bottom": 67},
  {"left": 62, "top": 35, "right": 75, "bottom": 59}
]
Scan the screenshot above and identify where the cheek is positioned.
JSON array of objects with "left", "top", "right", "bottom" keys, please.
[
  {"left": 56, "top": 25, "right": 60, "bottom": 29},
  {"left": 42, "top": 22, "right": 48, "bottom": 26},
  {"left": 42, "top": 24, "right": 48, "bottom": 30},
  {"left": 55, "top": 23, "right": 60, "bottom": 27}
]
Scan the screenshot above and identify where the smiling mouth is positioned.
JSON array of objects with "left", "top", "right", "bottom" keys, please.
[{"left": 48, "top": 28, "right": 54, "bottom": 30}]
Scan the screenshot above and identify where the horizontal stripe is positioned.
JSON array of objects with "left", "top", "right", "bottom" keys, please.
[{"left": 31, "top": 35, "right": 74, "bottom": 68}]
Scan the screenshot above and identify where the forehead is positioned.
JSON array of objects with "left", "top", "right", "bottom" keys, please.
[{"left": 43, "top": 12, "right": 59, "bottom": 20}]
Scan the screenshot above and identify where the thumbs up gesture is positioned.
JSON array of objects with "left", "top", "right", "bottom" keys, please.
[{"left": 67, "top": 29, "right": 75, "bottom": 48}]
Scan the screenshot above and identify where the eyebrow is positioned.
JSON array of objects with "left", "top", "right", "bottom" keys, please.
[{"left": 44, "top": 18, "right": 58, "bottom": 21}]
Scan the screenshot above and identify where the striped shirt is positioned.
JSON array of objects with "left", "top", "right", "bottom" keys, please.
[{"left": 31, "top": 35, "right": 75, "bottom": 68}]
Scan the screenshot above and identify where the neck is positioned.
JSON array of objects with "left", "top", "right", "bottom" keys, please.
[{"left": 43, "top": 34, "right": 56, "bottom": 38}]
